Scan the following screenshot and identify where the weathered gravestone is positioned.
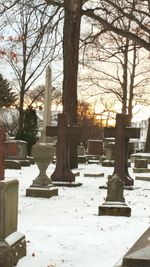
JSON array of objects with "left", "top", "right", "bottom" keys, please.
[
  {"left": 77, "top": 144, "right": 86, "bottom": 163},
  {"left": 0, "top": 127, "right": 26, "bottom": 266},
  {"left": 104, "top": 113, "right": 140, "bottom": 186},
  {"left": 114, "top": 227, "right": 150, "bottom": 267},
  {"left": 5, "top": 140, "right": 31, "bottom": 167},
  {"left": 46, "top": 113, "right": 82, "bottom": 187},
  {"left": 86, "top": 139, "right": 103, "bottom": 163},
  {"left": 99, "top": 173, "right": 131, "bottom": 217}
]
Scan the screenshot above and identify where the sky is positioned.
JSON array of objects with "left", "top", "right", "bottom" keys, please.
[{"left": 5, "top": 161, "right": 150, "bottom": 267}]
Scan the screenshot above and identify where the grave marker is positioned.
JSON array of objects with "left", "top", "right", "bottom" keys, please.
[
  {"left": 99, "top": 173, "right": 131, "bottom": 217},
  {"left": 104, "top": 113, "right": 140, "bottom": 186},
  {"left": 46, "top": 113, "right": 82, "bottom": 186},
  {"left": 46, "top": 113, "right": 104, "bottom": 185},
  {"left": 0, "top": 126, "right": 26, "bottom": 266}
]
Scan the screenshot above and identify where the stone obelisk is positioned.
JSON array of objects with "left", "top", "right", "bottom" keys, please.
[{"left": 41, "top": 65, "right": 52, "bottom": 143}]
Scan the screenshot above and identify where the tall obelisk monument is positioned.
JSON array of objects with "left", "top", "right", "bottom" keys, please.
[{"left": 41, "top": 65, "right": 52, "bottom": 143}]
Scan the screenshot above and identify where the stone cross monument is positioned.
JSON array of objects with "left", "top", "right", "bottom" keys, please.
[{"left": 41, "top": 65, "right": 52, "bottom": 143}]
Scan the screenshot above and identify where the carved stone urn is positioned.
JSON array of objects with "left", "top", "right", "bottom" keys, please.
[
  {"left": 26, "top": 143, "right": 58, "bottom": 198},
  {"left": 31, "top": 142, "right": 55, "bottom": 187}
]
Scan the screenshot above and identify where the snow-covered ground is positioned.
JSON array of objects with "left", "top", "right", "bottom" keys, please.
[{"left": 5, "top": 162, "right": 150, "bottom": 267}]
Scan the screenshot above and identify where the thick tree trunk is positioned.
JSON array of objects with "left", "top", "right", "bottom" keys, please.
[{"left": 62, "top": 0, "right": 82, "bottom": 168}]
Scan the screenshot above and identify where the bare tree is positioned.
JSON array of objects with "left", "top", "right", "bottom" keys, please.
[
  {"left": 1, "top": 0, "right": 62, "bottom": 137},
  {"left": 79, "top": 27, "right": 150, "bottom": 121}
]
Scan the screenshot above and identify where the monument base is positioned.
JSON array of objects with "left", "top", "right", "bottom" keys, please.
[
  {"left": 0, "top": 231, "right": 26, "bottom": 267},
  {"left": 52, "top": 181, "right": 83, "bottom": 187},
  {"left": 26, "top": 186, "right": 58, "bottom": 198},
  {"left": 133, "top": 168, "right": 150, "bottom": 173},
  {"left": 114, "top": 227, "right": 150, "bottom": 267},
  {"left": 98, "top": 201, "right": 131, "bottom": 217}
]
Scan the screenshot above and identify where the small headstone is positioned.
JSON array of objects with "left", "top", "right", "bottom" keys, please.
[
  {"left": 104, "top": 142, "right": 115, "bottom": 161},
  {"left": 0, "top": 180, "right": 26, "bottom": 266},
  {"left": 98, "top": 174, "right": 131, "bottom": 217},
  {"left": 77, "top": 145, "right": 86, "bottom": 163},
  {"left": 134, "top": 159, "right": 148, "bottom": 168},
  {"left": 86, "top": 139, "right": 103, "bottom": 163},
  {"left": 5, "top": 140, "right": 30, "bottom": 166}
]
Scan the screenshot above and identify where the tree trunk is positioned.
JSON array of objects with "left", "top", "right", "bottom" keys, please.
[
  {"left": 128, "top": 43, "right": 137, "bottom": 121},
  {"left": 62, "top": 0, "right": 82, "bottom": 168}
]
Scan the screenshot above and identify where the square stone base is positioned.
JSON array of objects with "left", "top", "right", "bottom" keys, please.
[
  {"left": 98, "top": 202, "right": 131, "bottom": 217},
  {"left": 135, "top": 176, "right": 150, "bottom": 182},
  {"left": 133, "top": 168, "right": 150, "bottom": 173},
  {"left": 6, "top": 231, "right": 26, "bottom": 266},
  {"left": 0, "top": 231, "right": 26, "bottom": 267},
  {"left": 26, "top": 186, "right": 58, "bottom": 198},
  {"left": 52, "top": 182, "right": 82, "bottom": 187}
]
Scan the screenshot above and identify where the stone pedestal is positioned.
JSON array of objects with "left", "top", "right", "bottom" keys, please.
[
  {"left": 0, "top": 180, "right": 26, "bottom": 267},
  {"left": 98, "top": 174, "right": 131, "bottom": 217},
  {"left": 26, "top": 143, "right": 58, "bottom": 198}
]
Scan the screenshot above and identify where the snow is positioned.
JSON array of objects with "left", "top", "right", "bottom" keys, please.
[{"left": 5, "top": 163, "right": 150, "bottom": 267}]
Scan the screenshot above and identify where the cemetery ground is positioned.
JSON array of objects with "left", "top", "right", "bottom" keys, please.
[{"left": 6, "top": 162, "right": 150, "bottom": 267}]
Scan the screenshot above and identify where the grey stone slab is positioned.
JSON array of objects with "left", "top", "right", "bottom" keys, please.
[
  {"left": 135, "top": 176, "right": 150, "bottom": 181},
  {"left": 98, "top": 202, "right": 131, "bottom": 217},
  {"left": 133, "top": 168, "right": 150, "bottom": 173},
  {"left": 26, "top": 186, "right": 58, "bottom": 198},
  {"left": 5, "top": 160, "right": 21, "bottom": 169},
  {"left": 52, "top": 182, "right": 82, "bottom": 187},
  {"left": 114, "top": 227, "right": 150, "bottom": 267},
  {"left": 84, "top": 173, "right": 104, "bottom": 177}
]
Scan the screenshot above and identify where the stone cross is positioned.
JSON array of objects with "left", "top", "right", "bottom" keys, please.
[
  {"left": 0, "top": 126, "right": 6, "bottom": 180},
  {"left": 41, "top": 65, "right": 52, "bottom": 143},
  {"left": 104, "top": 113, "right": 140, "bottom": 186},
  {"left": 46, "top": 113, "right": 77, "bottom": 182},
  {"left": 46, "top": 112, "right": 103, "bottom": 183}
]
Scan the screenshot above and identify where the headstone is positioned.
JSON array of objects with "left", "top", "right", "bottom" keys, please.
[
  {"left": 26, "top": 143, "right": 58, "bottom": 198},
  {"left": 99, "top": 174, "right": 131, "bottom": 217},
  {"left": 0, "top": 180, "right": 26, "bottom": 266},
  {"left": 114, "top": 227, "right": 150, "bottom": 267},
  {"left": 0, "top": 127, "right": 26, "bottom": 266},
  {"left": 104, "top": 142, "right": 115, "bottom": 161},
  {"left": 86, "top": 139, "right": 103, "bottom": 163},
  {"left": 134, "top": 159, "right": 148, "bottom": 168},
  {"left": 102, "top": 141, "right": 115, "bottom": 166},
  {"left": 5, "top": 140, "right": 30, "bottom": 166},
  {"left": 131, "top": 153, "right": 150, "bottom": 164},
  {"left": 40, "top": 65, "right": 53, "bottom": 143},
  {"left": 77, "top": 144, "right": 86, "bottom": 163},
  {"left": 104, "top": 113, "right": 140, "bottom": 186}
]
